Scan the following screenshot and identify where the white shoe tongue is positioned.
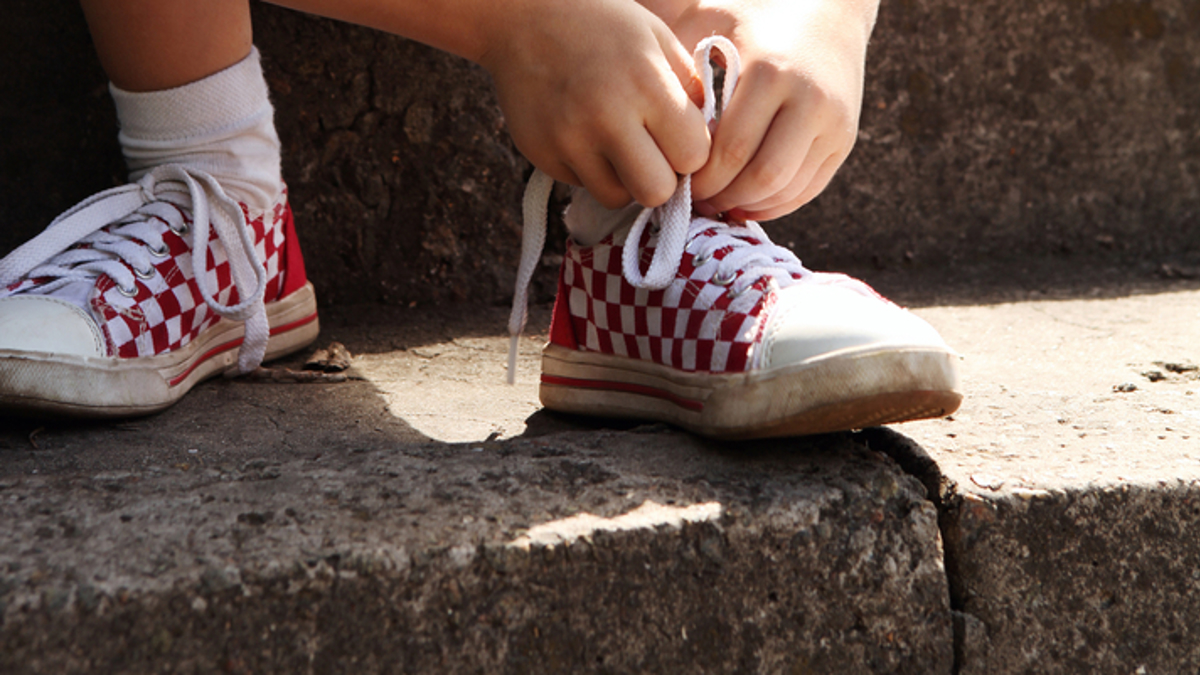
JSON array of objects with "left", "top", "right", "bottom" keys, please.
[{"left": 31, "top": 279, "right": 96, "bottom": 313}]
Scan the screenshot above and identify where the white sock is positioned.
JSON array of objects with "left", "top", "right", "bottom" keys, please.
[
  {"left": 564, "top": 187, "right": 643, "bottom": 247},
  {"left": 109, "top": 47, "right": 282, "bottom": 215}
]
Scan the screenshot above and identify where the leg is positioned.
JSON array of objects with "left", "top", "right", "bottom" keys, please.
[
  {"left": 80, "top": 0, "right": 252, "bottom": 91},
  {"left": 0, "top": 1, "right": 318, "bottom": 418}
]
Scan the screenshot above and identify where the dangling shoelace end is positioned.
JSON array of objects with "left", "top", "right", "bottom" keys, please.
[
  {"left": 506, "top": 334, "right": 520, "bottom": 386},
  {"left": 504, "top": 36, "right": 743, "bottom": 385},
  {"left": 506, "top": 170, "right": 554, "bottom": 385}
]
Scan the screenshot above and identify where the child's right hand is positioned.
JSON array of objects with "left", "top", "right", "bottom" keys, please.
[
  {"left": 479, "top": 0, "right": 710, "bottom": 209},
  {"left": 646, "top": 0, "right": 880, "bottom": 222}
]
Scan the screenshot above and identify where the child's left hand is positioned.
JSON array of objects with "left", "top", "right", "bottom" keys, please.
[{"left": 643, "top": 0, "right": 879, "bottom": 221}]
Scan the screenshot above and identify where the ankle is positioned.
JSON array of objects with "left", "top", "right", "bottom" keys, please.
[{"left": 110, "top": 48, "right": 282, "bottom": 214}]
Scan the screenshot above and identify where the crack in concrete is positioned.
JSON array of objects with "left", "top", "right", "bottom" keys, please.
[{"left": 860, "top": 427, "right": 976, "bottom": 675}]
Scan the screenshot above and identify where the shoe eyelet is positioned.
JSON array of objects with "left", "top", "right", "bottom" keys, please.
[
  {"left": 170, "top": 222, "right": 190, "bottom": 236},
  {"left": 134, "top": 266, "right": 156, "bottom": 280},
  {"left": 692, "top": 252, "right": 711, "bottom": 267},
  {"left": 116, "top": 283, "right": 139, "bottom": 297},
  {"left": 712, "top": 269, "right": 737, "bottom": 286},
  {"left": 148, "top": 242, "right": 169, "bottom": 257}
]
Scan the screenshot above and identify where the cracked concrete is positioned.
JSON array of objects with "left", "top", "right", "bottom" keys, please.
[
  {"left": 2, "top": 269, "right": 1198, "bottom": 672},
  {"left": 2, "top": 0, "right": 1199, "bottom": 670},
  {"left": 0, "top": 337, "right": 955, "bottom": 673},
  {"left": 898, "top": 283, "right": 1200, "bottom": 674}
]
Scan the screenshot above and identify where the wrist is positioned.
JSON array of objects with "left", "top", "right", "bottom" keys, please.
[
  {"left": 666, "top": 0, "right": 879, "bottom": 53},
  {"left": 633, "top": 0, "right": 702, "bottom": 27},
  {"left": 266, "top": 0, "right": 512, "bottom": 65}
]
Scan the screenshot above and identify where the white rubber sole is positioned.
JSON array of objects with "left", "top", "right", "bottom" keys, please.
[
  {"left": 0, "top": 282, "right": 320, "bottom": 419},
  {"left": 540, "top": 342, "right": 962, "bottom": 439}
]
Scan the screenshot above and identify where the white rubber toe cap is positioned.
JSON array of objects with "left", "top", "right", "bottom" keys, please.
[
  {"left": 758, "top": 282, "right": 950, "bottom": 370},
  {"left": 0, "top": 296, "right": 107, "bottom": 358}
]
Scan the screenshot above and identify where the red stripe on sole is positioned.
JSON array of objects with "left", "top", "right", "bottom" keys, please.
[
  {"left": 168, "top": 311, "right": 318, "bottom": 387},
  {"left": 268, "top": 311, "right": 319, "bottom": 338},
  {"left": 540, "top": 373, "right": 705, "bottom": 412}
]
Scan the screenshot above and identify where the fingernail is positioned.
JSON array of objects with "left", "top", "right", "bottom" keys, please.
[{"left": 694, "top": 201, "right": 718, "bottom": 217}]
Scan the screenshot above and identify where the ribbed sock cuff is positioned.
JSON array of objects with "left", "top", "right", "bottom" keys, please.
[
  {"left": 109, "top": 48, "right": 282, "bottom": 212},
  {"left": 110, "top": 48, "right": 272, "bottom": 143}
]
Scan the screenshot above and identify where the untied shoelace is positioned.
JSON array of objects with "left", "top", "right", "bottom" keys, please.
[
  {"left": 507, "top": 36, "right": 813, "bottom": 383},
  {"left": 0, "top": 164, "right": 270, "bottom": 373}
]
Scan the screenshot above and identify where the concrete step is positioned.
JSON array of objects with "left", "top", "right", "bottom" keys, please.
[
  {"left": 898, "top": 278, "right": 1200, "bottom": 674},
  {"left": 2, "top": 270, "right": 1197, "bottom": 673},
  {"left": 0, "top": 430, "right": 952, "bottom": 673}
]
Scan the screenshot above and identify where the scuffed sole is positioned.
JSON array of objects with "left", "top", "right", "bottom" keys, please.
[
  {"left": 0, "top": 283, "right": 320, "bottom": 419},
  {"left": 540, "top": 342, "right": 962, "bottom": 440}
]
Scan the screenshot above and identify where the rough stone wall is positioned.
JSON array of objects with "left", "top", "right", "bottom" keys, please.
[
  {"left": 251, "top": 8, "right": 534, "bottom": 307},
  {"left": 0, "top": 1, "right": 125, "bottom": 256},
  {"left": 944, "top": 485, "right": 1200, "bottom": 674},
  {"left": 827, "top": 0, "right": 1200, "bottom": 274},
  {"left": 2, "top": 0, "right": 1197, "bottom": 306}
]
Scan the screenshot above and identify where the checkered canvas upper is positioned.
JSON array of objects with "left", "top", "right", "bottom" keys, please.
[
  {"left": 555, "top": 219, "right": 803, "bottom": 374},
  {"left": 507, "top": 37, "right": 828, "bottom": 383},
  {"left": 1, "top": 193, "right": 289, "bottom": 360}
]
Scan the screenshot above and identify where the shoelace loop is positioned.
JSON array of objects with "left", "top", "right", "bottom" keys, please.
[
  {"left": 507, "top": 37, "right": 881, "bottom": 383},
  {"left": 0, "top": 164, "right": 270, "bottom": 373},
  {"left": 619, "top": 35, "right": 740, "bottom": 291},
  {"left": 509, "top": 36, "right": 765, "bottom": 383},
  {"left": 681, "top": 219, "right": 811, "bottom": 298}
]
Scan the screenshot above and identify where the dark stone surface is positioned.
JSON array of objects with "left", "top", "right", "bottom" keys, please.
[
  {"left": 0, "top": 425, "right": 953, "bottom": 674},
  {"left": 825, "top": 0, "right": 1200, "bottom": 276},
  {"left": 942, "top": 484, "right": 1200, "bottom": 674},
  {"left": 0, "top": 1, "right": 125, "bottom": 250},
  {"left": 251, "top": 7, "right": 537, "bottom": 308},
  {"left": 3, "top": 3, "right": 1200, "bottom": 666},
  {"left": 2, "top": 0, "right": 1197, "bottom": 306},
  {"left": 873, "top": 418, "right": 1200, "bottom": 675}
]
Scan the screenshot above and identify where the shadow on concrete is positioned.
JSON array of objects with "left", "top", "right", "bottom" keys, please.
[
  {"left": 0, "top": 349, "right": 431, "bottom": 479},
  {"left": 854, "top": 254, "right": 1200, "bottom": 309}
]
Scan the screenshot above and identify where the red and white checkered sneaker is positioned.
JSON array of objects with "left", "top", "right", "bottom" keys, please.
[
  {"left": 0, "top": 164, "right": 319, "bottom": 417},
  {"left": 507, "top": 37, "right": 961, "bottom": 439}
]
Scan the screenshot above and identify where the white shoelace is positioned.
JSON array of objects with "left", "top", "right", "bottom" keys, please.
[
  {"left": 507, "top": 36, "right": 813, "bottom": 383},
  {"left": 0, "top": 164, "right": 270, "bottom": 373}
]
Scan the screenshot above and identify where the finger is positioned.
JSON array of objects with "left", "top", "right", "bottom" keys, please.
[
  {"left": 689, "top": 67, "right": 783, "bottom": 201},
  {"left": 653, "top": 23, "right": 705, "bottom": 108},
  {"left": 735, "top": 151, "right": 845, "bottom": 221},
  {"left": 702, "top": 102, "right": 816, "bottom": 213},
  {"left": 534, "top": 157, "right": 582, "bottom": 189},
  {"left": 790, "top": 151, "right": 845, "bottom": 209},
  {"left": 606, "top": 127, "right": 681, "bottom": 208},
  {"left": 645, "top": 28, "right": 710, "bottom": 175},
  {"left": 570, "top": 154, "right": 633, "bottom": 209},
  {"left": 644, "top": 89, "right": 710, "bottom": 177},
  {"left": 726, "top": 134, "right": 840, "bottom": 215}
]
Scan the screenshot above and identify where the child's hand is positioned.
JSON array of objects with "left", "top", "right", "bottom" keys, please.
[
  {"left": 480, "top": 0, "right": 710, "bottom": 209},
  {"left": 651, "top": 0, "right": 879, "bottom": 221}
]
